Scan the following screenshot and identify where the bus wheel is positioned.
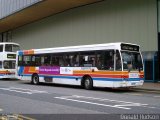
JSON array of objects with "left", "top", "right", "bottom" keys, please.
[
  {"left": 84, "top": 77, "right": 93, "bottom": 90},
  {"left": 32, "top": 74, "right": 39, "bottom": 85}
]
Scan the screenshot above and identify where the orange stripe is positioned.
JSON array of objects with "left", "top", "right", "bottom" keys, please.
[
  {"left": 73, "top": 74, "right": 123, "bottom": 78},
  {"left": 24, "top": 67, "right": 30, "bottom": 74},
  {"left": 0, "top": 71, "right": 13, "bottom": 74},
  {"left": 28, "top": 50, "right": 34, "bottom": 54},
  {"left": 24, "top": 50, "right": 34, "bottom": 55},
  {"left": 73, "top": 70, "right": 127, "bottom": 74},
  {"left": 73, "top": 70, "right": 144, "bottom": 75},
  {"left": 23, "top": 67, "right": 38, "bottom": 74}
]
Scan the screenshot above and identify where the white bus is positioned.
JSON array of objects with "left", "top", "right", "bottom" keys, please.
[
  {"left": 0, "top": 42, "right": 20, "bottom": 79},
  {"left": 17, "top": 42, "right": 144, "bottom": 89}
]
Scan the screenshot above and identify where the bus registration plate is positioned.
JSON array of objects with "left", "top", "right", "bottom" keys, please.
[{"left": 129, "top": 73, "right": 139, "bottom": 78}]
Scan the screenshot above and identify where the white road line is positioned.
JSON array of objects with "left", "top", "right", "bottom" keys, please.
[
  {"left": 0, "top": 108, "right": 3, "bottom": 112},
  {"left": 154, "top": 96, "right": 160, "bottom": 98},
  {"left": 0, "top": 88, "right": 32, "bottom": 94},
  {"left": 55, "top": 95, "right": 149, "bottom": 110},
  {"left": 55, "top": 97, "right": 131, "bottom": 110},
  {"left": 17, "top": 114, "right": 36, "bottom": 120},
  {"left": 114, "top": 103, "right": 146, "bottom": 107},
  {"left": 9, "top": 87, "right": 48, "bottom": 93},
  {"left": 0, "top": 87, "right": 48, "bottom": 94},
  {"left": 141, "top": 106, "right": 157, "bottom": 109},
  {"left": 71, "top": 95, "right": 148, "bottom": 105}
]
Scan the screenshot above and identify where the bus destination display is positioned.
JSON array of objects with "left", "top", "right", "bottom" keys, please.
[{"left": 121, "top": 44, "right": 139, "bottom": 52}]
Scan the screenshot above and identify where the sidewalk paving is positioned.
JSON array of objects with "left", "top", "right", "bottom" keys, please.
[{"left": 134, "top": 82, "right": 160, "bottom": 92}]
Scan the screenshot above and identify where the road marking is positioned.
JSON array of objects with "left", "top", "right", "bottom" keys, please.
[
  {"left": 66, "top": 95, "right": 148, "bottom": 105},
  {"left": 130, "top": 93, "right": 142, "bottom": 96},
  {"left": 142, "top": 106, "right": 157, "bottom": 109},
  {"left": 0, "top": 87, "right": 33, "bottom": 94},
  {"left": 55, "top": 95, "right": 148, "bottom": 110},
  {"left": 154, "top": 96, "right": 160, "bottom": 98},
  {"left": 0, "top": 114, "right": 35, "bottom": 120},
  {"left": 18, "top": 114, "right": 36, "bottom": 120},
  {"left": 10, "top": 87, "right": 48, "bottom": 93},
  {"left": 55, "top": 96, "right": 130, "bottom": 109},
  {"left": 0, "top": 87, "right": 48, "bottom": 94}
]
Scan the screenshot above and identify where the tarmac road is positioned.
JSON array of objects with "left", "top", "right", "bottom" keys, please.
[{"left": 0, "top": 79, "right": 160, "bottom": 120}]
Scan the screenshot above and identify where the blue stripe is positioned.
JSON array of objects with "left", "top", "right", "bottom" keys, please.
[
  {"left": 21, "top": 74, "right": 31, "bottom": 77},
  {"left": 20, "top": 74, "right": 143, "bottom": 82},
  {"left": 18, "top": 67, "right": 24, "bottom": 75},
  {"left": 40, "top": 75, "right": 81, "bottom": 79},
  {"left": 127, "top": 78, "right": 144, "bottom": 81},
  {"left": 18, "top": 51, "right": 23, "bottom": 56},
  {"left": 93, "top": 78, "right": 143, "bottom": 81}
]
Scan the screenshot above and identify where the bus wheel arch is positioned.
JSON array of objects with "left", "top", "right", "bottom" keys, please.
[
  {"left": 81, "top": 75, "right": 93, "bottom": 90},
  {"left": 31, "top": 73, "right": 39, "bottom": 85}
]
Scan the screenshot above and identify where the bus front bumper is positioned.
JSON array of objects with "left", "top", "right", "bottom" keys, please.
[{"left": 119, "top": 80, "right": 144, "bottom": 87}]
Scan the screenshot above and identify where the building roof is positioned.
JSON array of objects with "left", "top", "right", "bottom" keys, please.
[{"left": 0, "top": 0, "right": 102, "bottom": 33}]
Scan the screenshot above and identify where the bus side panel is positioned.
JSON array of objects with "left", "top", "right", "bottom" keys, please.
[
  {"left": 38, "top": 76, "right": 81, "bottom": 85},
  {"left": 90, "top": 71, "right": 144, "bottom": 88},
  {"left": 93, "top": 79, "right": 143, "bottom": 88},
  {"left": 17, "top": 66, "right": 38, "bottom": 81}
]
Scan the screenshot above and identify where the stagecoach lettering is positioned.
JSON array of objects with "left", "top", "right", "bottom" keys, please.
[{"left": 39, "top": 66, "right": 60, "bottom": 75}]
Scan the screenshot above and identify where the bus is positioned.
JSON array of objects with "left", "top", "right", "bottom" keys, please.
[
  {"left": 0, "top": 42, "right": 20, "bottom": 79},
  {"left": 16, "top": 42, "right": 144, "bottom": 89}
]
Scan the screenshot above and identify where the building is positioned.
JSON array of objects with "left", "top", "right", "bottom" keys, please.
[{"left": 0, "top": 0, "right": 159, "bottom": 82}]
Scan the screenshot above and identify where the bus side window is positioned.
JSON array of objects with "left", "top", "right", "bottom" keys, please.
[
  {"left": 71, "top": 54, "right": 79, "bottom": 67},
  {"left": 51, "top": 56, "right": 59, "bottom": 66},
  {"left": 79, "top": 52, "right": 96, "bottom": 67},
  {"left": 0, "top": 61, "right": 2, "bottom": 68},
  {"left": 96, "top": 52, "right": 104, "bottom": 70},
  {"left": 31, "top": 55, "right": 41, "bottom": 66},
  {"left": 115, "top": 50, "right": 122, "bottom": 71},
  {"left": 18, "top": 56, "right": 23, "bottom": 66},
  {"left": 62, "top": 55, "right": 70, "bottom": 66},
  {"left": 41, "top": 55, "right": 51, "bottom": 66},
  {"left": 5, "top": 44, "right": 12, "bottom": 52},
  {"left": 23, "top": 56, "right": 31, "bottom": 66},
  {"left": 105, "top": 50, "right": 114, "bottom": 70},
  {"left": 0, "top": 45, "right": 3, "bottom": 52},
  {"left": 58, "top": 56, "right": 64, "bottom": 66}
]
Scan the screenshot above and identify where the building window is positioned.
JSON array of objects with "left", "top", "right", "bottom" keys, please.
[{"left": 0, "top": 31, "right": 12, "bottom": 42}]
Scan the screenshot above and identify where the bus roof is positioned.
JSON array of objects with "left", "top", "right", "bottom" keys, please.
[
  {"left": 0, "top": 42, "right": 20, "bottom": 46},
  {"left": 19, "top": 42, "right": 140, "bottom": 55}
]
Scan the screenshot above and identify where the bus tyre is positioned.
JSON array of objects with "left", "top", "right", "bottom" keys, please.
[
  {"left": 84, "top": 77, "right": 93, "bottom": 90},
  {"left": 32, "top": 74, "right": 39, "bottom": 85}
]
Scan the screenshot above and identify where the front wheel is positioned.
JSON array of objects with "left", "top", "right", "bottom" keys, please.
[
  {"left": 31, "top": 74, "right": 39, "bottom": 85},
  {"left": 84, "top": 77, "right": 93, "bottom": 90}
]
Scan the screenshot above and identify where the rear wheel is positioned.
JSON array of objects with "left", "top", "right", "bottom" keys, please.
[
  {"left": 31, "top": 74, "right": 39, "bottom": 85},
  {"left": 84, "top": 77, "right": 93, "bottom": 90}
]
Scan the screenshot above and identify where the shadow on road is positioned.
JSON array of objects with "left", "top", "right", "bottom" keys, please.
[
  {"left": 0, "top": 78, "right": 19, "bottom": 81},
  {"left": 19, "top": 80, "right": 136, "bottom": 93}
]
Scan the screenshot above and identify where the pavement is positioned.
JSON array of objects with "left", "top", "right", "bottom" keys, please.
[{"left": 133, "top": 82, "right": 160, "bottom": 92}]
